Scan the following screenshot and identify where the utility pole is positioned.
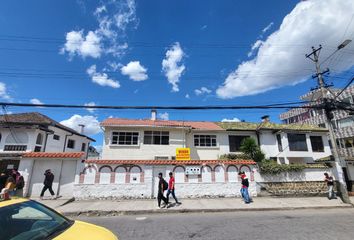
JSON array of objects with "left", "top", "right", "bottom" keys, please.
[{"left": 306, "top": 45, "right": 350, "bottom": 203}]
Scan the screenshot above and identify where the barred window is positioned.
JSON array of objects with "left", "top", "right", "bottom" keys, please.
[
  {"left": 143, "top": 131, "right": 169, "bottom": 145},
  {"left": 194, "top": 135, "right": 217, "bottom": 147},
  {"left": 112, "top": 132, "right": 139, "bottom": 145}
]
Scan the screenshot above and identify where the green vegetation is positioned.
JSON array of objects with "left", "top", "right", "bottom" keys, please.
[
  {"left": 258, "top": 159, "right": 306, "bottom": 174},
  {"left": 239, "top": 138, "right": 265, "bottom": 163}
]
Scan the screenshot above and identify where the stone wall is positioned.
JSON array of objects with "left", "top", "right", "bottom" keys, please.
[{"left": 257, "top": 181, "right": 331, "bottom": 197}]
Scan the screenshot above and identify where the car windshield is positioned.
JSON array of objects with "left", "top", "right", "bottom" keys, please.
[{"left": 0, "top": 200, "right": 73, "bottom": 240}]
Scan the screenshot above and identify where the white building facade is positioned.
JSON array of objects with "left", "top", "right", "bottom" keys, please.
[
  {"left": 75, "top": 114, "right": 332, "bottom": 199},
  {"left": 0, "top": 112, "right": 94, "bottom": 198}
]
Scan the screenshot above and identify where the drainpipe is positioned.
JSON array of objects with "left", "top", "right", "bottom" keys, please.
[{"left": 43, "top": 132, "right": 49, "bottom": 152}]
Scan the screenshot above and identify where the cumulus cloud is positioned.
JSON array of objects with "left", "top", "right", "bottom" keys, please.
[
  {"left": 158, "top": 112, "right": 169, "bottom": 120},
  {"left": 121, "top": 61, "right": 148, "bottom": 81},
  {"left": 162, "top": 42, "right": 185, "bottom": 92},
  {"left": 61, "top": 30, "right": 102, "bottom": 58},
  {"left": 62, "top": 0, "right": 137, "bottom": 59},
  {"left": 195, "top": 87, "right": 212, "bottom": 96},
  {"left": 0, "top": 82, "right": 11, "bottom": 100},
  {"left": 247, "top": 40, "right": 263, "bottom": 57},
  {"left": 87, "top": 65, "right": 120, "bottom": 88},
  {"left": 185, "top": 94, "right": 190, "bottom": 99},
  {"left": 30, "top": 98, "right": 44, "bottom": 105},
  {"left": 84, "top": 102, "right": 97, "bottom": 113},
  {"left": 221, "top": 117, "right": 241, "bottom": 122},
  {"left": 217, "top": 0, "right": 354, "bottom": 99},
  {"left": 60, "top": 114, "right": 101, "bottom": 135}
]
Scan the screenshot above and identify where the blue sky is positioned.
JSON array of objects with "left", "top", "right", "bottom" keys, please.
[{"left": 0, "top": 0, "right": 353, "bottom": 148}]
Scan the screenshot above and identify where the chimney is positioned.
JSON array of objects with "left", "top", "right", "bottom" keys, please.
[
  {"left": 151, "top": 109, "right": 157, "bottom": 121},
  {"left": 78, "top": 124, "right": 85, "bottom": 134},
  {"left": 261, "top": 115, "right": 270, "bottom": 123}
]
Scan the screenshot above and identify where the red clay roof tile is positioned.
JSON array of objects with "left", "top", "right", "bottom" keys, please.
[
  {"left": 85, "top": 159, "right": 256, "bottom": 165},
  {"left": 101, "top": 118, "right": 223, "bottom": 130},
  {"left": 23, "top": 152, "right": 85, "bottom": 159}
]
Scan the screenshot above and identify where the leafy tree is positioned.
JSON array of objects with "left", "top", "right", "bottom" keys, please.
[{"left": 239, "top": 137, "right": 265, "bottom": 162}]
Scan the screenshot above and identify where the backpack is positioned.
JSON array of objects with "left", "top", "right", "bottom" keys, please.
[
  {"left": 162, "top": 179, "right": 168, "bottom": 191},
  {"left": 16, "top": 176, "right": 25, "bottom": 190}
]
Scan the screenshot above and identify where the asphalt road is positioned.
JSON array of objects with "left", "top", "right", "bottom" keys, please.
[{"left": 74, "top": 209, "right": 354, "bottom": 240}]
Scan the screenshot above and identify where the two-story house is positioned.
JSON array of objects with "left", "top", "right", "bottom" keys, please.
[
  {"left": 76, "top": 111, "right": 331, "bottom": 200},
  {"left": 0, "top": 112, "right": 95, "bottom": 198}
]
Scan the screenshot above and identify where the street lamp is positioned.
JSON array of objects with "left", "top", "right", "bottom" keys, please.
[{"left": 337, "top": 39, "right": 352, "bottom": 50}]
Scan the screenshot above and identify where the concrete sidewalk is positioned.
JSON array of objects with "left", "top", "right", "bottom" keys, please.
[{"left": 34, "top": 197, "right": 353, "bottom": 217}]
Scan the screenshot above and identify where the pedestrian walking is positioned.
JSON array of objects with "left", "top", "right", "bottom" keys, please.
[
  {"left": 166, "top": 172, "right": 181, "bottom": 206},
  {"left": 324, "top": 173, "right": 336, "bottom": 200},
  {"left": 157, "top": 172, "right": 168, "bottom": 209},
  {"left": 12, "top": 168, "right": 24, "bottom": 197},
  {"left": 40, "top": 169, "right": 55, "bottom": 200},
  {"left": 239, "top": 171, "right": 251, "bottom": 204}
]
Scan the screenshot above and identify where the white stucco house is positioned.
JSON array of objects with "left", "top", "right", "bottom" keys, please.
[
  {"left": 0, "top": 112, "right": 95, "bottom": 198},
  {"left": 76, "top": 111, "right": 332, "bottom": 199}
]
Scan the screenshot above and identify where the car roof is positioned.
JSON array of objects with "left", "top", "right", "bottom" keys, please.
[{"left": 0, "top": 198, "right": 29, "bottom": 208}]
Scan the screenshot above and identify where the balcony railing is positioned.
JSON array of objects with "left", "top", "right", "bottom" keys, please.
[{"left": 4, "top": 145, "right": 27, "bottom": 151}]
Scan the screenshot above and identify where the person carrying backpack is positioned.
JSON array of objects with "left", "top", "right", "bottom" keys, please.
[{"left": 157, "top": 172, "right": 168, "bottom": 209}]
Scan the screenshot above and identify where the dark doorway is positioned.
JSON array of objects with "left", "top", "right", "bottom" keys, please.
[
  {"left": 342, "top": 167, "right": 352, "bottom": 192},
  {"left": 0, "top": 159, "right": 20, "bottom": 173}
]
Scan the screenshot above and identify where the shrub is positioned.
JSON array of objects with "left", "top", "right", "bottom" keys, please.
[
  {"left": 258, "top": 159, "right": 306, "bottom": 174},
  {"left": 239, "top": 138, "right": 265, "bottom": 162}
]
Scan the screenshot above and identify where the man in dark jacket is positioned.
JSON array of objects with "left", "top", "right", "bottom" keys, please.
[
  {"left": 157, "top": 172, "right": 168, "bottom": 209},
  {"left": 40, "top": 169, "right": 55, "bottom": 199}
]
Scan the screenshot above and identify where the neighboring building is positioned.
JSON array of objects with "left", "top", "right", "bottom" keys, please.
[
  {"left": 0, "top": 112, "right": 95, "bottom": 198},
  {"left": 74, "top": 111, "right": 331, "bottom": 200},
  {"left": 280, "top": 85, "right": 354, "bottom": 191}
]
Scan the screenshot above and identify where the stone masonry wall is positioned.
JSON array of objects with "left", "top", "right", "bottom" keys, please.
[{"left": 258, "top": 181, "right": 332, "bottom": 197}]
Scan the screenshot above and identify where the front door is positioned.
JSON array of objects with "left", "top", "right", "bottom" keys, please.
[{"left": 152, "top": 166, "right": 166, "bottom": 198}]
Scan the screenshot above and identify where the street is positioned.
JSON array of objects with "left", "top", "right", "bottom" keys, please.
[{"left": 74, "top": 208, "right": 354, "bottom": 240}]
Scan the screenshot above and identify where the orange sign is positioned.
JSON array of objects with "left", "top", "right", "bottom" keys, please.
[{"left": 176, "top": 148, "right": 190, "bottom": 160}]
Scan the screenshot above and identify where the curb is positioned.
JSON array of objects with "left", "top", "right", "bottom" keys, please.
[{"left": 62, "top": 204, "right": 353, "bottom": 217}]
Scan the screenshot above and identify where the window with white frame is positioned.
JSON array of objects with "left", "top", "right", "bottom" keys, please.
[
  {"left": 194, "top": 135, "right": 217, "bottom": 147},
  {"left": 143, "top": 131, "right": 169, "bottom": 145},
  {"left": 112, "top": 132, "right": 139, "bottom": 145}
]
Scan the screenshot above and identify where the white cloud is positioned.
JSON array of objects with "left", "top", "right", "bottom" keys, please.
[
  {"left": 87, "top": 65, "right": 120, "bottom": 88},
  {"left": 217, "top": 0, "right": 354, "bottom": 99},
  {"left": 247, "top": 40, "right": 263, "bottom": 57},
  {"left": 60, "top": 114, "right": 101, "bottom": 135},
  {"left": 262, "top": 22, "right": 274, "bottom": 33},
  {"left": 61, "top": 30, "right": 102, "bottom": 58},
  {"left": 84, "top": 102, "right": 97, "bottom": 113},
  {"left": 121, "top": 61, "right": 148, "bottom": 81},
  {"left": 62, "top": 0, "right": 137, "bottom": 59},
  {"left": 162, "top": 42, "right": 185, "bottom": 92},
  {"left": 30, "top": 98, "right": 44, "bottom": 107},
  {"left": 158, "top": 112, "right": 169, "bottom": 120},
  {"left": 0, "top": 82, "right": 11, "bottom": 100},
  {"left": 221, "top": 118, "right": 241, "bottom": 122},
  {"left": 201, "top": 25, "right": 207, "bottom": 30},
  {"left": 185, "top": 94, "right": 190, "bottom": 99},
  {"left": 195, "top": 87, "right": 212, "bottom": 96}
]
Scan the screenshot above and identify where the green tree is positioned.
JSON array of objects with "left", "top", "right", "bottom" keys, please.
[{"left": 239, "top": 137, "right": 265, "bottom": 162}]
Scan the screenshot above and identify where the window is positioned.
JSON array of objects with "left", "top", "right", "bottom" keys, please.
[
  {"left": 344, "top": 138, "right": 354, "bottom": 149},
  {"left": 338, "top": 117, "right": 354, "bottom": 128},
  {"left": 310, "top": 136, "right": 324, "bottom": 152},
  {"left": 318, "top": 123, "right": 326, "bottom": 128},
  {"left": 81, "top": 143, "right": 86, "bottom": 152},
  {"left": 34, "top": 146, "right": 42, "bottom": 152},
  {"left": 36, "top": 133, "right": 43, "bottom": 145},
  {"left": 276, "top": 134, "right": 283, "bottom": 152},
  {"left": 67, "top": 139, "right": 75, "bottom": 149},
  {"left": 228, "top": 135, "right": 249, "bottom": 152},
  {"left": 194, "top": 135, "right": 217, "bottom": 147},
  {"left": 112, "top": 132, "right": 139, "bottom": 145},
  {"left": 53, "top": 134, "right": 60, "bottom": 140},
  {"left": 288, "top": 133, "right": 308, "bottom": 151},
  {"left": 144, "top": 131, "right": 169, "bottom": 145}
]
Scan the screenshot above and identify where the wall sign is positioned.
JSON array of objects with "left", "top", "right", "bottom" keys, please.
[
  {"left": 185, "top": 166, "right": 201, "bottom": 175},
  {"left": 176, "top": 148, "right": 190, "bottom": 160}
]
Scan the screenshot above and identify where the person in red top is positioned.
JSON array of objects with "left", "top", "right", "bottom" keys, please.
[
  {"left": 166, "top": 172, "right": 181, "bottom": 205},
  {"left": 239, "top": 171, "right": 251, "bottom": 204}
]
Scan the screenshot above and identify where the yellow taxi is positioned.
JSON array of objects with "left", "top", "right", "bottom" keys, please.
[{"left": 0, "top": 198, "right": 118, "bottom": 240}]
